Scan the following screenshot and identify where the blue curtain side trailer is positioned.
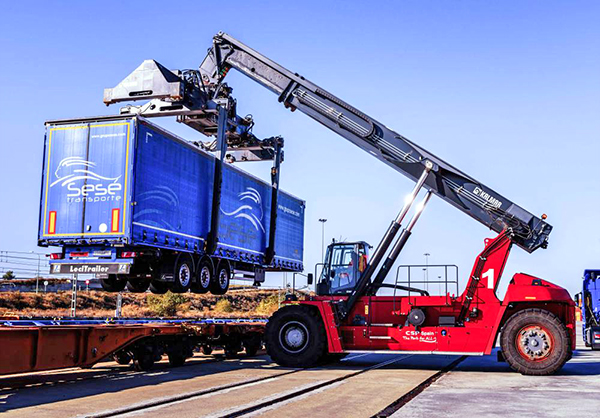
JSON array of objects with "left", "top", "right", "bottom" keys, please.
[{"left": 38, "top": 115, "right": 305, "bottom": 294}]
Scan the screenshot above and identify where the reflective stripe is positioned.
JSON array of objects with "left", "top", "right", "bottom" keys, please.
[
  {"left": 111, "top": 208, "right": 120, "bottom": 232},
  {"left": 48, "top": 211, "right": 57, "bottom": 234}
]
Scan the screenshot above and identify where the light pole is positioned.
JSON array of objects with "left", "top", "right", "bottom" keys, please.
[{"left": 318, "top": 219, "right": 327, "bottom": 262}]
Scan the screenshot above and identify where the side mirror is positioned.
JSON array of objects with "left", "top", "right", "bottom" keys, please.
[
  {"left": 330, "top": 270, "right": 336, "bottom": 279},
  {"left": 574, "top": 292, "right": 581, "bottom": 307},
  {"left": 307, "top": 273, "right": 313, "bottom": 285}
]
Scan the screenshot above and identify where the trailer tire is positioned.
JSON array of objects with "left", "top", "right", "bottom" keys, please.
[
  {"left": 210, "top": 262, "right": 230, "bottom": 295},
  {"left": 191, "top": 258, "right": 212, "bottom": 294},
  {"left": 501, "top": 308, "right": 570, "bottom": 376},
  {"left": 172, "top": 254, "right": 194, "bottom": 293},
  {"left": 126, "top": 279, "right": 150, "bottom": 293},
  {"left": 100, "top": 275, "right": 127, "bottom": 292},
  {"left": 244, "top": 338, "right": 262, "bottom": 357},
  {"left": 266, "top": 305, "right": 327, "bottom": 368},
  {"left": 201, "top": 345, "right": 213, "bottom": 355},
  {"left": 149, "top": 280, "right": 169, "bottom": 294}
]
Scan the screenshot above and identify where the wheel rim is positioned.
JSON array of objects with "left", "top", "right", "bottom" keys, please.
[
  {"left": 516, "top": 325, "right": 554, "bottom": 361},
  {"left": 278, "top": 321, "right": 309, "bottom": 354},
  {"left": 178, "top": 263, "right": 191, "bottom": 287},
  {"left": 218, "top": 268, "right": 229, "bottom": 289},
  {"left": 200, "top": 266, "right": 211, "bottom": 288}
]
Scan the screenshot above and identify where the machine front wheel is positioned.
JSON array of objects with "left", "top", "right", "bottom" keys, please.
[
  {"left": 501, "top": 308, "right": 570, "bottom": 376},
  {"left": 266, "top": 305, "right": 327, "bottom": 368}
]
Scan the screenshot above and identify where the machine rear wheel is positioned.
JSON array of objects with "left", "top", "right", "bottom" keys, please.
[
  {"left": 266, "top": 305, "right": 327, "bottom": 367},
  {"left": 501, "top": 308, "right": 570, "bottom": 375},
  {"left": 100, "top": 275, "right": 126, "bottom": 292}
]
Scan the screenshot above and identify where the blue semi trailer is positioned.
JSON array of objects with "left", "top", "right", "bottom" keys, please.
[
  {"left": 38, "top": 115, "right": 305, "bottom": 295},
  {"left": 577, "top": 270, "right": 600, "bottom": 350}
]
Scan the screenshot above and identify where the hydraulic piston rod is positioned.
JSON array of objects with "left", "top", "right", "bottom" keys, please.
[
  {"left": 338, "top": 161, "right": 433, "bottom": 319},
  {"left": 368, "top": 191, "right": 433, "bottom": 294}
]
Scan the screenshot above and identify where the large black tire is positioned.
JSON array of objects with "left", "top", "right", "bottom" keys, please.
[
  {"left": 100, "top": 275, "right": 127, "bottom": 292},
  {"left": 149, "top": 280, "right": 169, "bottom": 294},
  {"left": 172, "top": 254, "right": 194, "bottom": 293},
  {"left": 210, "top": 262, "right": 230, "bottom": 295},
  {"left": 500, "top": 308, "right": 571, "bottom": 376},
  {"left": 243, "top": 338, "right": 262, "bottom": 357},
  {"left": 126, "top": 279, "right": 150, "bottom": 293},
  {"left": 201, "top": 345, "right": 213, "bottom": 355},
  {"left": 266, "top": 305, "right": 327, "bottom": 368},
  {"left": 191, "top": 259, "right": 212, "bottom": 294}
]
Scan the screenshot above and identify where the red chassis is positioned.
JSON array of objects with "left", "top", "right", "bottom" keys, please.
[{"left": 267, "top": 232, "right": 575, "bottom": 375}]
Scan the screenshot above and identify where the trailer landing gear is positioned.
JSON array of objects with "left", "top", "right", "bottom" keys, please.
[
  {"left": 266, "top": 305, "right": 327, "bottom": 367},
  {"left": 500, "top": 308, "right": 570, "bottom": 376}
]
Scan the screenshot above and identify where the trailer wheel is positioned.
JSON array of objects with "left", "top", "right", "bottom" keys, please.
[
  {"left": 149, "top": 280, "right": 169, "bottom": 294},
  {"left": 191, "top": 259, "right": 212, "bottom": 294},
  {"left": 201, "top": 345, "right": 213, "bottom": 355},
  {"left": 100, "top": 275, "right": 127, "bottom": 292},
  {"left": 266, "top": 305, "right": 327, "bottom": 367},
  {"left": 172, "top": 255, "right": 193, "bottom": 293},
  {"left": 126, "top": 279, "right": 150, "bottom": 293},
  {"left": 501, "top": 308, "right": 570, "bottom": 375},
  {"left": 210, "top": 262, "right": 230, "bottom": 295}
]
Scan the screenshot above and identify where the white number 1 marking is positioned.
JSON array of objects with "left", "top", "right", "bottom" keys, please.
[{"left": 482, "top": 268, "right": 495, "bottom": 290}]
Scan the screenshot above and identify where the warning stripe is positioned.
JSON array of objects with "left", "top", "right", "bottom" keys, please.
[
  {"left": 111, "top": 208, "right": 120, "bottom": 233},
  {"left": 48, "top": 211, "right": 57, "bottom": 235}
]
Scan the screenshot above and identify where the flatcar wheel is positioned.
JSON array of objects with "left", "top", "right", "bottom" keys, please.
[
  {"left": 133, "top": 352, "right": 155, "bottom": 371},
  {"left": 113, "top": 350, "right": 132, "bottom": 365}
]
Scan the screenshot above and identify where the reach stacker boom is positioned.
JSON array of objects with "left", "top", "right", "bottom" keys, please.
[{"left": 104, "top": 32, "right": 575, "bottom": 375}]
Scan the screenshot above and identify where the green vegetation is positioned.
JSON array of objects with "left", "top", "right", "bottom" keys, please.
[
  {"left": 146, "top": 292, "right": 188, "bottom": 316},
  {"left": 2, "top": 271, "right": 15, "bottom": 280},
  {"left": 255, "top": 293, "right": 281, "bottom": 315},
  {"left": 214, "top": 298, "right": 233, "bottom": 313}
]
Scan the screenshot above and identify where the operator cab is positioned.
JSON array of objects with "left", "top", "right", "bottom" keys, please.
[{"left": 316, "top": 241, "right": 370, "bottom": 296}]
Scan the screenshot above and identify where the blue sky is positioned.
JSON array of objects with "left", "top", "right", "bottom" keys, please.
[{"left": 0, "top": 1, "right": 598, "bottom": 295}]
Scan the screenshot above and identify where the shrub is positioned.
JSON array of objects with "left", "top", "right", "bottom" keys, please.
[
  {"left": 214, "top": 298, "right": 233, "bottom": 313},
  {"left": 146, "top": 292, "right": 188, "bottom": 317},
  {"left": 255, "top": 293, "right": 281, "bottom": 316}
]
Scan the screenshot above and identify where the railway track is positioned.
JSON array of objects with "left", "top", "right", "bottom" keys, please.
[{"left": 80, "top": 354, "right": 465, "bottom": 418}]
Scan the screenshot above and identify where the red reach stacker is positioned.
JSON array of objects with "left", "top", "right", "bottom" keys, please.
[{"left": 101, "top": 32, "right": 575, "bottom": 375}]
